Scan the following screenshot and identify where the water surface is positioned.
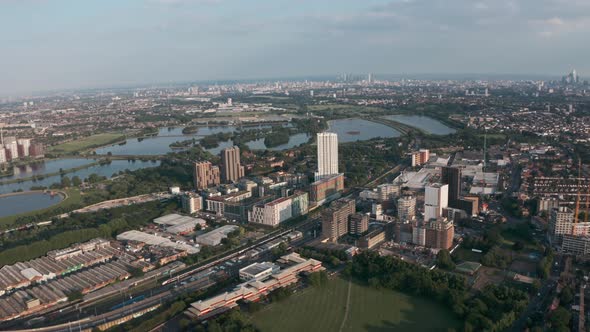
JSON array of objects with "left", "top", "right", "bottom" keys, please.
[
  {"left": 2, "top": 158, "right": 94, "bottom": 181},
  {"left": 327, "top": 118, "right": 401, "bottom": 143},
  {"left": 0, "top": 192, "right": 64, "bottom": 218},
  {"left": 0, "top": 160, "right": 160, "bottom": 194},
  {"left": 382, "top": 115, "right": 456, "bottom": 135}
]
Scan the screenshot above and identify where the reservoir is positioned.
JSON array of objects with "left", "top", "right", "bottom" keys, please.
[
  {"left": 1, "top": 158, "right": 94, "bottom": 181},
  {"left": 382, "top": 115, "right": 456, "bottom": 135},
  {"left": 327, "top": 118, "right": 401, "bottom": 143},
  {"left": 0, "top": 192, "right": 64, "bottom": 218},
  {"left": 0, "top": 160, "right": 160, "bottom": 195},
  {"left": 95, "top": 124, "right": 307, "bottom": 156}
]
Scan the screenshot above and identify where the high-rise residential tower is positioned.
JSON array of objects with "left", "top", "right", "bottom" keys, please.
[
  {"left": 322, "top": 197, "right": 355, "bottom": 242},
  {"left": 221, "top": 146, "right": 244, "bottom": 183},
  {"left": 424, "top": 183, "right": 449, "bottom": 221},
  {"left": 441, "top": 166, "right": 461, "bottom": 207},
  {"left": 194, "top": 161, "right": 220, "bottom": 190},
  {"left": 17, "top": 139, "right": 31, "bottom": 158},
  {"left": 315, "top": 132, "right": 339, "bottom": 181},
  {"left": 397, "top": 195, "right": 417, "bottom": 221}
]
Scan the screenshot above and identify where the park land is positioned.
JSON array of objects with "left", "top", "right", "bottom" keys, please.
[{"left": 250, "top": 277, "right": 460, "bottom": 332}]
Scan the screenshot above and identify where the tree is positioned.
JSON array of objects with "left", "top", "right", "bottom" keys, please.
[
  {"left": 60, "top": 176, "right": 71, "bottom": 188},
  {"left": 72, "top": 176, "right": 82, "bottom": 187},
  {"left": 549, "top": 307, "right": 571, "bottom": 330},
  {"left": 560, "top": 287, "right": 574, "bottom": 306},
  {"left": 512, "top": 241, "right": 525, "bottom": 251},
  {"left": 436, "top": 249, "right": 455, "bottom": 270},
  {"left": 66, "top": 290, "right": 84, "bottom": 302},
  {"left": 129, "top": 266, "right": 145, "bottom": 278}
]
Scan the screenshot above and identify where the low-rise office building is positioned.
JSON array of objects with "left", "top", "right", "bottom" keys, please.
[
  {"left": 249, "top": 192, "right": 309, "bottom": 227},
  {"left": 310, "top": 173, "right": 344, "bottom": 204},
  {"left": 239, "top": 262, "right": 280, "bottom": 281},
  {"left": 185, "top": 253, "right": 322, "bottom": 320},
  {"left": 181, "top": 193, "right": 203, "bottom": 214}
]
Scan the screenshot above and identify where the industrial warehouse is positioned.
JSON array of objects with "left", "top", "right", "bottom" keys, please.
[
  {"left": 0, "top": 261, "right": 131, "bottom": 321},
  {"left": 0, "top": 239, "right": 117, "bottom": 296},
  {"left": 0, "top": 239, "right": 134, "bottom": 322}
]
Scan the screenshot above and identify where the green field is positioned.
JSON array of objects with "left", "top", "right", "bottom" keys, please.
[
  {"left": 453, "top": 247, "right": 484, "bottom": 262},
  {"left": 250, "top": 277, "right": 460, "bottom": 332},
  {"left": 0, "top": 189, "right": 83, "bottom": 227},
  {"left": 49, "top": 133, "right": 125, "bottom": 154}
]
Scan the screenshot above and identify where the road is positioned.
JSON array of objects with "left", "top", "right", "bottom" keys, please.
[{"left": 510, "top": 255, "right": 562, "bottom": 332}]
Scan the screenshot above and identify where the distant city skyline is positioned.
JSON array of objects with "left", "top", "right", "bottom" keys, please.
[{"left": 1, "top": 0, "right": 589, "bottom": 96}]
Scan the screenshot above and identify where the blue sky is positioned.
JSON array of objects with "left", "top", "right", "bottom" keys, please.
[{"left": 1, "top": 0, "right": 589, "bottom": 96}]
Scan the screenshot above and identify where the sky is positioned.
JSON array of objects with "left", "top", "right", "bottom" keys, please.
[{"left": 1, "top": 0, "right": 589, "bottom": 96}]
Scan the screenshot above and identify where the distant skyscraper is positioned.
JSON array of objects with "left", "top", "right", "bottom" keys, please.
[
  {"left": 368, "top": 73, "right": 373, "bottom": 83},
  {"left": 315, "top": 132, "right": 339, "bottom": 181},
  {"left": 221, "top": 146, "right": 245, "bottom": 183},
  {"left": 194, "top": 161, "right": 220, "bottom": 190},
  {"left": 424, "top": 183, "right": 449, "bottom": 221},
  {"left": 441, "top": 166, "right": 461, "bottom": 207},
  {"left": 563, "top": 69, "right": 580, "bottom": 84}
]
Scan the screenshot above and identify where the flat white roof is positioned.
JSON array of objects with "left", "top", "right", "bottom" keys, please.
[
  {"left": 154, "top": 213, "right": 203, "bottom": 226},
  {"left": 117, "top": 230, "right": 200, "bottom": 254}
]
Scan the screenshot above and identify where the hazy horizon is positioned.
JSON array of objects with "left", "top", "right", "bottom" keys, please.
[{"left": 1, "top": 0, "right": 589, "bottom": 96}]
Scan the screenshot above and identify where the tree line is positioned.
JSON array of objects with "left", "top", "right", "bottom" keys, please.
[{"left": 349, "top": 251, "right": 529, "bottom": 332}]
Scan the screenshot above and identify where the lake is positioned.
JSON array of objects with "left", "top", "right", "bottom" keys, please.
[
  {"left": 245, "top": 133, "right": 310, "bottom": 151},
  {"left": 1, "top": 158, "right": 94, "bottom": 181},
  {"left": 382, "top": 115, "right": 456, "bottom": 135},
  {"left": 327, "top": 118, "right": 401, "bottom": 143},
  {"left": 0, "top": 192, "right": 64, "bottom": 218},
  {"left": 95, "top": 124, "right": 306, "bottom": 156},
  {"left": 0, "top": 160, "right": 160, "bottom": 195}
]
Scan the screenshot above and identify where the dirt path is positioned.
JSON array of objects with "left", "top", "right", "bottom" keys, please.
[{"left": 338, "top": 279, "right": 353, "bottom": 332}]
